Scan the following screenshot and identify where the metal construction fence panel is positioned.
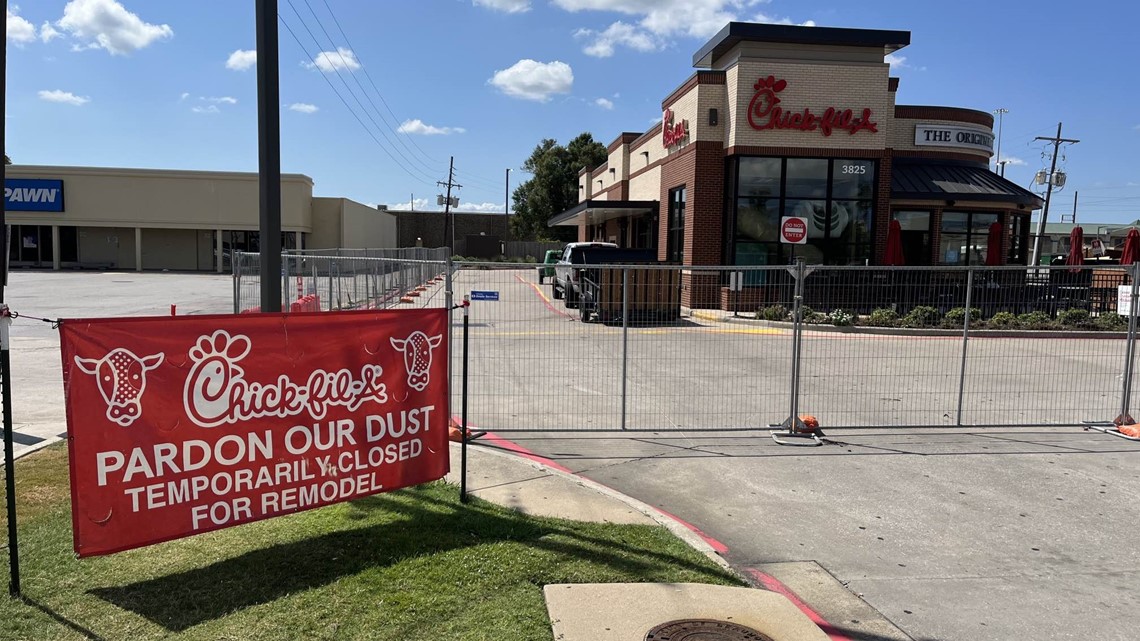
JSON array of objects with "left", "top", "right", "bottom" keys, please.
[
  {"left": 232, "top": 255, "right": 1140, "bottom": 432},
  {"left": 232, "top": 248, "right": 449, "bottom": 313}
]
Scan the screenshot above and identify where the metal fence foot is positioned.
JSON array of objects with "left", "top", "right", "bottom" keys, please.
[
  {"left": 1081, "top": 420, "right": 1140, "bottom": 442},
  {"left": 768, "top": 419, "right": 824, "bottom": 447}
]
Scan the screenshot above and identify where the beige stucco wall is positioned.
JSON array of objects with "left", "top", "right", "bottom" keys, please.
[
  {"left": 697, "top": 83, "right": 729, "bottom": 144},
  {"left": 309, "top": 198, "right": 396, "bottom": 249},
  {"left": 340, "top": 199, "right": 397, "bottom": 249},
  {"left": 4, "top": 165, "right": 313, "bottom": 231},
  {"left": 890, "top": 118, "right": 993, "bottom": 161},
  {"left": 629, "top": 166, "right": 662, "bottom": 201},
  {"left": 728, "top": 60, "right": 890, "bottom": 150}
]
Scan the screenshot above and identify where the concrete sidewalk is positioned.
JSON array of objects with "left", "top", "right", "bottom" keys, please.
[{"left": 447, "top": 436, "right": 913, "bottom": 641}]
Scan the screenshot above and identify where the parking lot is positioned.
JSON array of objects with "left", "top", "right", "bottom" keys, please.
[{"left": 6, "top": 268, "right": 1140, "bottom": 640}]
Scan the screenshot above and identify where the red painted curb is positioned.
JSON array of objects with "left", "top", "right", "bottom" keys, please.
[
  {"left": 514, "top": 275, "right": 572, "bottom": 318},
  {"left": 746, "top": 568, "right": 854, "bottom": 641}
]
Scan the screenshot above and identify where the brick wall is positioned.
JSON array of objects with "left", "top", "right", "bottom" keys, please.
[{"left": 395, "top": 210, "right": 511, "bottom": 248}]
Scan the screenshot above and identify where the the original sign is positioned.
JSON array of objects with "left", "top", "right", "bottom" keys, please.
[
  {"left": 1119, "top": 285, "right": 1137, "bottom": 317},
  {"left": 913, "top": 123, "right": 995, "bottom": 154},
  {"left": 780, "top": 216, "right": 808, "bottom": 244},
  {"left": 470, "top": 290, "right": 499, "bottom": 301},
  {"left": 5, "top": 179, "right": 64, "bottom": 212},
  {"left": 747, "top": 76, "right": 877, "bottom": 137},
  {"left": 60, "top": 308, "right": 449, "bottom": 557}
]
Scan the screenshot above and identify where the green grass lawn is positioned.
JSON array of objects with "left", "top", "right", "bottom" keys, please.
[{"left": 1, "top": 445, "right": 741, "bottom": 640}]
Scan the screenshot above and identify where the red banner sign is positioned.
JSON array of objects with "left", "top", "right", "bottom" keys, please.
[
  {"left": 662, "top": 108, "right": 688, "bottom": 148},
  {"left": 60, "top": 308, "right": 449, "bottom": 557},
  {"left": 747, "top": 76, "right": 877, "bottom": 136}
]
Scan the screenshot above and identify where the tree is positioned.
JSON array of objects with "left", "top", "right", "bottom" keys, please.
[
  {"left": 510, "top": 132, "right": 607, "bottom": 241},
  {"left": 4, "top": 154, "right": 9, "bottom": 165}
]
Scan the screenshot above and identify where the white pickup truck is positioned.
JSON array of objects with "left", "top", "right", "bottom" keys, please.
[{"left": 551, "top": 241, "right": 617, "bottom": 308}]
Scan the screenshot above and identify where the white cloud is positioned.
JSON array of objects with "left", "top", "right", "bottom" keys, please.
[
  {"left": 191, "top": 105, "right": 220, "bottom": 114},
  {"left": 382, "top": 197, "right": 503, "bottom": 213},
  {"left": 473, "top": 0, "right": 531, "bottom": 13},
  {"left": 289, "top": 103, "right": 319, "bottom": 114},
  {"left": 179, "top": 91, "right": 190, "bottom": 101},
  {"left": 38, "top": 89, "right": 90, "bottom": 106},
  {"left": 555, "top": 0, "right": 812, "bottom": 56},
  {"left": 56, "top": 0, "right": 173, "bottom": 55},
  {"left": 203, "top": 96, "right": 237, "bottom": 104},
  {"left": 40, "top": 21, "right": 62, "bottom": 43},
  {"left": 226, "top": 49, "right": 256, "bottom": 71},
  {"left": 304, "top": 47, "right": 361, "bottom": 73},
  {"left": 594, "top": 97, "right": 614, "bottom": 110},
  {"left": 385, "top": 197, "right": 432, "bottom": 211},
  {"left": 885, "top": 53, "right": 908, "bottom": 69},
  {"left": 456, "top": 201, "right": 505, "bottom": 213},
  {"left": 489, "top": 59, "right": 573, "bottom": 102},
  {"left": 397, "top": 119, "right": 465, "bottom": 135},
  {"left": 998, "top": 155, "right": 1026, "bottom": 167},
  {"left": 7, "top": 8, "right": 37, "bottom": 45},
  {"left": 575, "top": 21, "right": 659, "bottom": 57}
]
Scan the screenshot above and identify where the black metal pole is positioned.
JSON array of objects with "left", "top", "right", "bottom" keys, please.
[
  {"left": 256, "top": 0, "right": 282, "bottom": 312},
  {"left": 460, "top": 295, "right": 469, "bottom": 503},
  {"left": 1, "top": 0, "right": 20, "bottom": 600}
]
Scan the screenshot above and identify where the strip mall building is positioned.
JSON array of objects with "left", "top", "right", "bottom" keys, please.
[
  {"left": 550, "top": 23, "right": 1044, "bottom": 308},
  {"left": 3, "top": 165, "right": 397, "bottom": 272}
]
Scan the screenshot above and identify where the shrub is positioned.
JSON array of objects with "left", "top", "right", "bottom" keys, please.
[
  {"left": 901, "top": 306, "right": 942, "bottom": 328},
  {"left": 758, "top": 304, "right": 790, "bottom": 322},
  {"left": 828, "top": 309, "right": 855, "bottom": 327},
  {"left": 1017, "top": 311, "right": 1054, "bottom": 330},
  {"left": 943, "top": 307, "right": 983, "bottom": 328},
  {"left": 1056, "top": 308, "right": 1092, "bottom": 328},
  {"left": 987, "top": 311, "right": 1018, "bottom": 328},
  {"left": 1095, "top": 313, "right": 1129, "bottom": 331},
  {"left": 867, "top": 308, "right": 899, "bottom": 327},
  {"left": 798, "top": 306, "right": 825, "bottom": 324}
]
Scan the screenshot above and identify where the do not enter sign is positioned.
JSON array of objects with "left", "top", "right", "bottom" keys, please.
[{"left": 780, "top": 216, "right": 808, "bottom": 244}]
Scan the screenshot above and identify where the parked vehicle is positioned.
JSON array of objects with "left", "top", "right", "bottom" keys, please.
[
  {"left": 578, "top": 260, "right": 681, "bottom": 324},
  {"left": 537, "top": 248, "right": 563, "bottom": 284},
  {"left": 552, "top": 242, "right": 618, "bottom": 306}
]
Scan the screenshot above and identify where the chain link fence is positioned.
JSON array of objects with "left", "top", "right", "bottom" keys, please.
[{"left": 233, "top": 254, "right": 1140, "bottom": 432}]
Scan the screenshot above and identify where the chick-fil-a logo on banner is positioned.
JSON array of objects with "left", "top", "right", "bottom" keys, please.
[{"left": 747, "top": 75, "right": 877, "bottom": 137}]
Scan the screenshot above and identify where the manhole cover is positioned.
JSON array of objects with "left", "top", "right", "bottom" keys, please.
[{"left": 645, "top": 619, "right": 774, "bottom": 641}]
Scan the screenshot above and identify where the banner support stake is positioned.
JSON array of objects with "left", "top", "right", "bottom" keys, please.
[
  {"left": 2, "top": 306, "right": 20, "bottom": 598},
  {"left": 460, "top": 295, "right": 470, "bottom": 504}
]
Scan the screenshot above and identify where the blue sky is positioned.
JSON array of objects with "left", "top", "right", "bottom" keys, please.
[{"left": 6, "top": 0, "right": 1140, "bottom": 224}]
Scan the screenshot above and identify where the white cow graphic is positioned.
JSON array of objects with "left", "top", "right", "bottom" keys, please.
[
  {"left": 390, "top": 331, "right": 442, "bottom": 392},
  {"left": 74, "top": 349, "right": 164, "bottom": 427}
]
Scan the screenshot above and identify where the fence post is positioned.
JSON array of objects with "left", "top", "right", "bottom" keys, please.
[
  {"left": 621, "top": 267, "right": 629, "bottom": 431},
  {"left": 281, "top": 253, "right": 290, "bottom": 312},
  {"left": 956, "top": 267, "right": 974, "bottom": 426},
  {"left": 233, "top": 252, "right": 242, "bottom": 314},
  {"left": 1119, "top": 262, "right": 1140, "bottom": 424},
  {"left": 771, "top": 258, "right": 819, "bottom": 445}
]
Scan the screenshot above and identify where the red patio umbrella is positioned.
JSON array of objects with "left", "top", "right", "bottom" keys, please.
[
  {"left": 985, "top": 221, "right": 1003, "bottom": 266},
  {"left": 884, "top": 219, "right": 905, "bottom": 266},
  {"left": 1066, "top": 226, "right": 1085, "bottom": 272},
  {"left": 1121, "top": 228, "right": 1140, "bottom": 265}
]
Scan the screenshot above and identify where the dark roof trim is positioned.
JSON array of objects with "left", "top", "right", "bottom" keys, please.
[
  {"left": 895, "top": 105, "right": 994, "bottom": 128},
  {"left": 890, "top": 157, "right": 1043, "bottom": 208},
  {"left": 661, "top": 70, "right": 726, "bottom": 110},
  {"left": 548, "top": 200, "right": 659, "bottom": 227},
  {"left": 607, "top": 132, "right": 642, "bottom": 154},
  {"left": 694, "top": 22, "right": 910, "bottom": 67}
]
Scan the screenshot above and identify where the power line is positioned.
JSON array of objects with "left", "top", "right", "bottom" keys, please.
[
  {"left": 317, "top": 0, "right": 440, "bottom": 167},
  {"left": 298, "top": 0, "right": 442, "bottom": 177},
  {"left": 278, "top": 13, "right": 436, "bottom": 186},
  {"left": 283, "top": 0, "right": 438, "bottom": 183}
]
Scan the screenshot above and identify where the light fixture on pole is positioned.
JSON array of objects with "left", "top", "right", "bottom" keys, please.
[{"left": 992, "top": 108, "right": 1008, "bottom": 174}]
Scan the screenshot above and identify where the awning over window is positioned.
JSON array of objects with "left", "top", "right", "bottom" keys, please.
[
  {"left": 548, "top": 199, "right": 659, "bottom": 227},
  {"left": 891, "top": 158, "right": 1043, "bottom": 208}
]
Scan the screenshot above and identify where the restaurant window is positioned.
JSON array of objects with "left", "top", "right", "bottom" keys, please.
[
  {"left": 939, "top": 211, "right": 1000, "bottom": 266},
  {"left": 667, "top": 187, "right": 686, "bottom": 263},
  {"left": 731, "top": 157, "right": 875, "bottom": 266},
  {"left": 891, "top": 210, "right": 932, "bottom": 265}
]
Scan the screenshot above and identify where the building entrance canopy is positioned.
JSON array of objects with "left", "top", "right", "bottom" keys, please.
[{"left": 548, "top": 199, "right": 659, "bottom": 227}]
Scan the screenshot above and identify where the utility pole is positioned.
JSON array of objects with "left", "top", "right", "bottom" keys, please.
[
  {"left": 1070, "top": 191, "right": 1079, "bottom": 225},
  {"left": 256, "top": 0, "right": 282, "bottom": 313},
  {"left": 993, "top": 108, "right": 1008, "bottom": 174},
  {"left": 2, "top": 0, "right": 21, "bottom": 600},
  {"left": 1029, "top": 122, "right": 1079, "bottom": 268},
  {"left": 410, "top": 193, "right": 414, "bottom": 212},
  {"left": 437, "top": 157, "right": 461, "bottom": 253},
  {"left": 505, "top": 168, "right": 511, "bottom": 216}
]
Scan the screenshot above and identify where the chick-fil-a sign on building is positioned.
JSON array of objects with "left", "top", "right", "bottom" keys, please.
[
  {"left": 60, "top": 308, "right": 449, "bottom": 557},
  {"left": 747, "top": 75, "right": 877, "bottom": 136}
]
